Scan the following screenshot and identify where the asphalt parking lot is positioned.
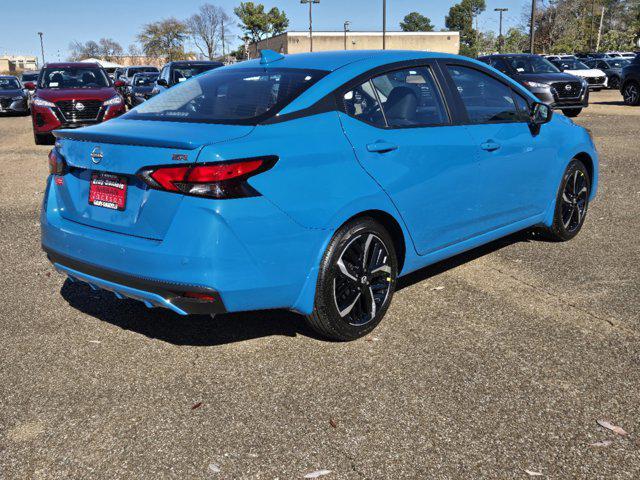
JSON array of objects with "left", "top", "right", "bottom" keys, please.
[{"left": 0, "top": 90, "right": 639, "bottom": 479}]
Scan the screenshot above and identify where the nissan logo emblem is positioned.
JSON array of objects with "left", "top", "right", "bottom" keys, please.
[
  {"left": 565, "top": 84, "right": 572, "bottom": 91},
  {"left": 75, "top": 102, "right": 85, "bottom": 111},
  {"left": 90, "top": 147, "right": 103, "bottom": 164}
]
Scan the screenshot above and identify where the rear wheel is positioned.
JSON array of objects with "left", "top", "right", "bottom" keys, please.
[
  {"left": 306, "top": 217, "right": 398, "bottom": 341},
  {"left": 34, "top": 132, "right": 54, "bottom": 145},
  {"left": 562, "top": 108, "right": 582, "bottom": 117},
  {"left": 622, "top": 81, "right": 640, "bottom": 106},
  {"left": 543, "top": 159, "right": 591, "bottom": 241}
]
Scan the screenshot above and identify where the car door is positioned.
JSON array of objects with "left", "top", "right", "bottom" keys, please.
[
  {"left": 441, "top": 62, "right": 556, "bottom": 229},
  {"left": 338, "top": 63, "right": 483, "bottom": 255}
]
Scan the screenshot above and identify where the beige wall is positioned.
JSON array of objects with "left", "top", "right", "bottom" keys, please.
[
  {"left": 0, "top": 55, "right": 38, "bottom": 74},
  {"left": 251, "top": 32, "right": 459, "bottom": 58}
]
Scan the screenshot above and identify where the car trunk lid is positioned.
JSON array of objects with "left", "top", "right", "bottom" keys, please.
[{"left": 53, "top": 120, "right": 254, "bottom": 240}]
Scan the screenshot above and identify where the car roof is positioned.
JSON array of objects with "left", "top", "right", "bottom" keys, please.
[
  {"left": 126, "top": 65, "right": 158, "bottom": 69},
  {"left": 44, "top": 62, "right": 102, "bottom": 68},
  {"left": 0, "top": 75, "right": 19, "bottom": 79},
  {"left": 226, "top": 50, "right": 459, "bottom": 73},
  {"left": 169, "top": 61, "right": 223, "bottom": 66}
]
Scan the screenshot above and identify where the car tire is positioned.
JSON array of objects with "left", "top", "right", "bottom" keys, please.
[
  {"left": 306, "top": 217, "right": 398, "bottom": 341},
  {"left": 543, "top": 159, "right": 591, "bottom": 242},
  {"left": 622, "top": 81, "right": 640, "bottom": 106},
  {"left": 34, "top": 132, "right": 54, "bottom": 145},
  {"left": 562, "top": 108, "right": 582, "bottom": 117}
]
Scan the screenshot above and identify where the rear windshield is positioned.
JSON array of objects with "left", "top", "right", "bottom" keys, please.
[
  {"left": 0, "top": 78, "right": 21, "bottom": 90},
  {"left": 125, "top": 67, "right": 328, "bottom": 125},
  {"left": 39, "top": 67, "right": 110, "bottom": 89},
  {"left": 21, "top": 73, "right": 38, "bottom": 82}
]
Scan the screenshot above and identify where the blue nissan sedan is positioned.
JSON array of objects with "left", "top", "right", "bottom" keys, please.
[{"left": 42, "top": 50, "right": 598, "bottom": 341}]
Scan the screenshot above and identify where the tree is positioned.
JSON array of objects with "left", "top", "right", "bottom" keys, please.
[
  {"left": 445, "top": 0, "right": 486, "bottom": 57},
  {"left": 68, "top": 40, "right": 100, "bottom": 61},
  {"left": 503, "top": 27, "right": 529, "bottom": 53},
  {"left": 98, "top": 38, "right": 123, "bottom": 61},
  {"left": 400, "top": 12, "right": 434, "bottom": 32},
  {"left": 138, "top": 18, "right": 190, "bottom": 61},
  {"left": 187, "top": 3, "right": 230, "bottom": 59},
  {"left": 234, "top": 2, "right": 289, "bottom": 43}
]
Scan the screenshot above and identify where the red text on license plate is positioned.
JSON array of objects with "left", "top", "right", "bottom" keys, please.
[{"left": 89, "top": 172, "right": 127, "bottom": 210}]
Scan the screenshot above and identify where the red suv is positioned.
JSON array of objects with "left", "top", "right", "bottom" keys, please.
[{"left": 25, "top": 62, "right": 126, "bottom": 145}]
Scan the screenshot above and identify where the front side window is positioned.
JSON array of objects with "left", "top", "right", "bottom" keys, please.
[
  {"left": 489, "top": 57, "right": 511, "bottom": 75},
  {"left": 125, "top": 67, "right": 327, "bottom": 125},
  {"left": 39, "top": 68, "right": 110, "bottom": 89},
  {"left": 447, "top": 65, "right": 519, "bottom": 124}
]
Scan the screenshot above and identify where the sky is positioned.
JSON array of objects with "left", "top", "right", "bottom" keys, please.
[{"left": 1, "top": 0, "right": 529, "bottom": 61}]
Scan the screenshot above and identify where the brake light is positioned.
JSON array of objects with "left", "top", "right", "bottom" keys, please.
[
  {"left": 48, "top": 148, "right": 66, "bottom": 175},
  {"left": 138, "top": 157, "right": 277, "bottom": 199}
]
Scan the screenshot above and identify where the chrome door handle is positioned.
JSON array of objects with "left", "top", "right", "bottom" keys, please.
[{"left": 366, "top": 141, "right": 398, "bottom": 153}]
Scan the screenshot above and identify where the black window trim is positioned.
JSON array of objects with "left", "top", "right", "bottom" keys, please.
[
  {"left": 333, "top": 59, "right": 454, "bottom": 130},
  {"left": 438, "top": 59, "right": 533, "bottom": 127}
]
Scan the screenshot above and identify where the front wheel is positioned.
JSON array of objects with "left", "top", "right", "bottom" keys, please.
[
  {"left": 306, "top": 218, "right": 398, "bottom": 341},
  {"left": 562, "top": 108, "right": 582, "bottom": 117},
  {"left": 622, "top": 81, "right": 640, "bottom": 106},
  {"left": 543, "top": 159, "right": 591, "bottom": 241}
]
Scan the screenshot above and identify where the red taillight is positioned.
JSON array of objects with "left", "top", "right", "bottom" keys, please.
[
  {"left": 138, "top": 157, "right": 277, "bottom": 199},
  {"left": 48, "top": 148, "right": 66, "bottom": 175}
]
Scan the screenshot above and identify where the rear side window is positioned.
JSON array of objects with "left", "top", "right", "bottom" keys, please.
[
  {"left": 343, "top": 81, "right": 386, "bottom": 127},
  {"left": 446, "top": 65, "right": 519, "bottom": 124},
  {"left": 125, "top": 67, "right": 327, "bottom": 125},
  {"left": 370, "top": 67, "right": 448, "bottom": 127}
]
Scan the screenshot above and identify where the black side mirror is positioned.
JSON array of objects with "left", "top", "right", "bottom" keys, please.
[
  {"left": 156, "top": 78, "right": 168, "bottom": 87},
  {"left": 530, "top": 102, "right": 552, "bottom": 126}
]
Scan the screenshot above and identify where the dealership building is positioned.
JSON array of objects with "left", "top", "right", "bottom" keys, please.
[
  {"left": 0, "top": 55, "right": 39, "bottom": 73},
  {"left": 249, "top": 31, "right": 460, "bottom": 58}
]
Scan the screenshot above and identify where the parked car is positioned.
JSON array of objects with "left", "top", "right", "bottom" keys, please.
[
  {"left": 478, "top": 54, "right": 589, "bottom": 117},
  {"left": 149, "top": 61, "right": 223, "bottom": 97},
  {"left": 125, "top": 72, "right": 159, "bottom": 107},
  {"left": 547, "top": 58, "right": 607, "bottom": 90},
  {"left": 620, "top": 54, "right": 640, "bottom": 105},
  {"left": 584, "top": 58, "right": 630, "bottom": 89},
  {"left": 42, "top": 50, "right": 598, "bottom": 341},
  {"left": 0, "top": 75, "right": 29, "bottom": 115},
  {"left": 21, "top": 70, "right": 40, "bottom": 106},
  {"left": 117, "top": 66, "right": 159, "bottom": 85},
  {"left": 26, "top": 62, "right": 126, "bottom": 145}
]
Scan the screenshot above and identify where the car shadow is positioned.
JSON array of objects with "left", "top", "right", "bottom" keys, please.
[
  {"left": 60, "top": 229, "right": 540, "bottom": 346},
  {"left": 590, "top": 99, "right": 625, "bottom": 106}
]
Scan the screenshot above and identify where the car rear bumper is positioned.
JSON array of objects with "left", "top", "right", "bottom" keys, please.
[
  {"left": 45, "top": 248, "right": 227, "bottom": 315},
  {"left": 40, "top": 176, "right": 328, "bottom": 315}
]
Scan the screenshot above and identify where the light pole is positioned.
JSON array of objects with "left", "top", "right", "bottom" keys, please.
[
  {"left": 494, "top": 8, "right": 508, "bottom": 53},
  {"left": 382, "top": 0, "right": 387, "bottom": 50},
  {"left": 301, "top": 0, "right": 320, "bottom": 52},
  {"left": 529, "top": 0, "right": 536, "bottom": 53},
  {"left": 37, "top": 32, "right": 45, "bottom": 66},
  {"left": 343, "top": 21, "right": 351, "bottom": 50}
]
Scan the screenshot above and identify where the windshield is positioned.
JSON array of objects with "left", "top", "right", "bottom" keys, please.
[
  {"left": 171, "top": 64, "right": 221, "bottom": 84},
  {"left": 556, "top": 59, "right": 589, "bottom": 70},
  {"left": 0, "top": 78, "right": 21, "bottom": 90},
  {"left": 128, "top": 67, "right": 158, "bottom": 77},
  {"left": 607, "top": 59, "right": 630, "bottom": 68},
  {"left": 125, "top": 67, "right": 328, "bottom": 125},
  {"left": 39, "top": 67, "right": 110, "bottom": 89},
  {"left": 133, "top": 73, "right": 159, "bottom": 86},
  {"left": 21, "top": 73, "right": 38, "bottom": 82},
  {"left": 504, "top": 56, "right": 560, "bottom": 74}
]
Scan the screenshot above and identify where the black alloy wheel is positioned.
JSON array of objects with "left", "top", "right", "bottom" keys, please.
[
  {"left": 623, "top": 81, "right": 640, "bottom": 106},
  {"left": 307, "top": 218, "right": 398, "bottom": 341},
  {"left": 545, "top": 159, "right": 591, "bottom": 241}
]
